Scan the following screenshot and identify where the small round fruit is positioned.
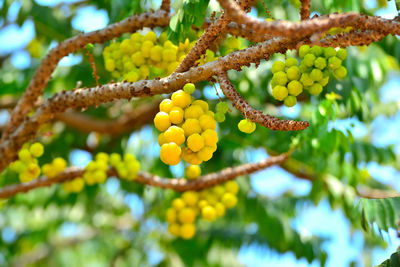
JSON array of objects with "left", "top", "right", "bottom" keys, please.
[
  {"left": 225, "top": 181, "right": 239, "bottom": 194},
  {"left": 308, "top": 83, "right": 323, "bottom": 95},
  {"left": 168, "top": 223, "right": 180, "bottom": 236},
  {"left": 334, "top": 66, "right": 347, "bottom": 79},
  {"left": 169, "top": 107, "right": 184, "bottom": 124},
  {"left": 182, "top": 191, "right": 199, "bottom": 206},
  {"left": 287, "top": 80, "right": 303, "bottom": 96},
  {"left": 215, "top": 202, "right": 226, "bottom": 217},
  {"left": 183, "top": 83, "right": 196, "bottom": 94},
  {"left": 29, "top": 143, "right": 44, "bottom": 158},
  {"left": 182, "top": 119, "right": 202, "bottom": 136},
  {"left": 272, "top": 85, "right": 288, "bottom": 101},
  {"left": 328, "top": 56, "right": 342, "bottom": 70},
  {"left": 160, "top": 142, "right": 181, "bottom": 165},
  {"left": 336, "top": 48, "right": 347, "bottom": 60},
  {"left": 201, "top": 205, "right": 217, "bottom": 221},
  {"left": 179, "top": 208, "right": 196, "bottom": 224},
  {"left": 201, "top": 129, "right": 218, "bottom": 146},
  {"left": 180, "top": 223, "right": 196, "bottom": 239},
  {"left": 303, "top": 53, "right": 316, "bottom": 67},
  {"left": 154, "top": 112, "right": 171, "bottom": 132},
  {"left": 172, "top": 198, "right": 186, "bottom": 210},
  {"left": 159, "top": 99, "right": 174, "bottom": 113},
  {"left": 166, "top": 208, "right": 177, "bottom": 223},
  {"left": 286, "top": 66, "right": 301, "bottom": 81},
  {"left": 171, "top": 90, "right": 191, "bottom": 108},
  {"left": 324, "top": 47, "right": 336, "bottom": 58},
  {"left": 298, "top": 45, "right": 310, "bottom": 58},
  {"left": 199, "top": 114, "right": 216, "bottom": 130},
  {"left": 185, "top": 165, "right": 201, "bottom": 179},
  {"left": 222, "top": 193, "right": 238, "bottom": 208},
  {"left": 284, "top": 96, "right": 297, "bottom": 107},
  {"left": 216, "top": 102, "right": 229, "bottom": 113},
  {"left": 314, "top": 57, "right": 327, "bottom": 70},
  {"left": 272, "top": 71, "right": 288, "bottom": 86},
  {"left": 271, "top": 61, "right": 285, "bottom": 73},
  {"left": 214, "top": 112, "right": 225, "bottom": 123},
  {"left": 164, "top": 126, "right": 185, "bottom": 146},
  {"left": 187, "top": 134, "right": 205, "bottom": 152}
]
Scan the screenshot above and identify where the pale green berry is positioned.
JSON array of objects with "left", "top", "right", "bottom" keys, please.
[
  {"left": 284, "top": 96, "right": 297, "bottom": 107},
  {"left": 271, "top": 61, "right": 285, "bottom": 73},
  {"left": 287, "top": 80, "right": 303, "bottom": 96},
  {"left": 272, "top": 85, "right": 288, "bottom": 101}
]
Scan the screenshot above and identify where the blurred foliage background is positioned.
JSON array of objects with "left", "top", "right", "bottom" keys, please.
[{"left": 0, "top": 0, "right": 400, "bottom": 266}]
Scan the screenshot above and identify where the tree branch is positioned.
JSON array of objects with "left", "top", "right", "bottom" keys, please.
[
  {"left": 175, "top": 0, "right": 255, "bottom": 73},
  {"left": 217, "top": 71, "right": 310, "bottom": 131},
  {"left": 0, "top": 24, "right": 397, "bottom": 173},
  {"left": 160, "top": 0, "right": 170, "bottom": 12},
  {"left": 217, "top": 0, "right": 400, "bottom": 37},
  {"left": 300, "top": 0, "right": 311, "bottom": 20},
  {"left": 0, "top": 153, "right": 288, "bottom": 198},
  {"left": 1, "top": 10, "right": 170, "bottom": 143}
]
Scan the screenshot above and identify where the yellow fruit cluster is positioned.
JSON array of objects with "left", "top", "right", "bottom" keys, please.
[
  {"left": 62, "top": 178, "right": 85, "bottom": 193},
  {"left": 166, "top": 176, "right": 239, "bottom": 239},
  {"left": 103, "top": 31, "right": 216, "bottom": 81},
  {"left": 42, "top": 157, "right": 67, "bottom": 178},
  {"left": 63, "top": 152, "right": 140, "bottom": 194},
  {"left": 9, "top": 142, "right": 44, "bottom": 183},
  {"left": 154, "top": 84, "right": 219, "bottom": 166}
]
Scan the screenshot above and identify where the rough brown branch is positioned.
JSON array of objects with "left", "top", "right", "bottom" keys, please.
[
  {"left": 175, "top": 0, "right": 255, "bottom": 73},
  {"left": 0, "top": 26, "right": 397, "bottom": 172},
  {"left": 0, "top": 154, "right": 288, "bottom": 198},
  {"left": 300, "top": 0, "right": 311, "bottom": 20},
  {"left": 217, "top": 0, "right": 400, "bottom": 37},
  {"left": 1, "top": 10, "right": 170, "bottom": 143},
  {"left": 217, "top": 71, "right": 310, "bottom": 131},
  {"left": 160, "top": 0, "right": 170, "bottom": 11}
]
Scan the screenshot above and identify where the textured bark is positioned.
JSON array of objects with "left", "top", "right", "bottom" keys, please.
[
  {"left": 160, "top": 0, "right": 170, "bottom": 11},
  {"left": 1, "top": 10, "right": 170, "bottom": 143},
  {"left": 217, "top": 0, "right": 400, "bottom": 37},
  {"left": 0, "top": 154, "right": 288, "bottom": 198},
  {"left": 217, "top": 72, "right": 309, "bottom": 131},
  {"left": 300, "top": 0, "right": 311, "bottom": 20},
  {"left": 175, "top": 0, "right": 255, "bottom": 73}
]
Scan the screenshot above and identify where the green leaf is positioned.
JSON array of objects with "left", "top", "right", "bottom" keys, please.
[{"left": 358, "top": 197, "right": 400, "bottom": 234}]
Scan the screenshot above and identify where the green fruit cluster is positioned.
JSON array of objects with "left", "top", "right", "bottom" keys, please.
[
  {"left": 9, "top": 142, "right": 44, "bottom": 183},
  {"left": 103, "top": 31, "right": 216, "bottom": 82},
  {"left": 271, "top": 45, "right": 348, "bottom": 106}
]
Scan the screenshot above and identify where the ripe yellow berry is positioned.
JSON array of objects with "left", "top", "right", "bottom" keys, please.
[
  {"left": 18, "top": 149, "right": 31, "bottom": 163},
  {"left": 27, "top": 163, "right": 40, "bottom": 178},
  {"left": 19, "top": 172, "right": 34, "bottom": 183},
  {"left": 166, "top": 208, "right": 177, "bottom": 223},
  {"left": 182, "top": 119, "right": 202, "bottom": 136},
  {"left": 184, "top": 105, "right": 204, "bottom": 119},
  {"left": 197, "top": 199, "right": 208, "bottom": 208},
  {"left": 159, "top": 99, "right": 174, "bottom": 113},
  {"left": 144, "top": 31, "right": 157, "bottom": 42},
  {"left": 225, "top": 181, "right": 239, "bottom": 194},
  {"left": 222, "top": 193, "right": 238, "bottom": 208},
  {"left": 215, "top": 202, "right": 226, "bottom": 217},
  {"left": 178, "top": 207, "right": 196, "bottom": 224},
  {"left": 71, "top": 178, "right": 85, "bottom": 192},
  {"left": 53, "top": 157, "right": 67, "bottom": 173},
  {"left": 150, "top": 45, "right": 163, "bottom": 62},
  {"left": 169, "top": 106, "right": 184, "bottom": 124},
  {"left": 201, "top": 205, "right": 217, "bottom": 221},
  {"left": 158, "top": 133, "right": 167, "bottom": 146},
  {"left": 160, "top": 142, "right": 181, "bottom": 165},
  {"left": 109, "top": 153, "right": 122, "bottom": 167},
  {"left": 182, "top": 147, "right": 203, "bottom": 165},
  {"left": 212, "top": 185, "right": 225, "bottom": 197},
  {"left": 154, "top": 112, "right": 171, "bottom": 132},
  {"left": 185, "top": 165, "right": 201, "bottom": 179},
  {"left": 197, "top": 146, "right": 214, "bottom": 161},
  {"left": 42, "top": 163, "right": 57, "bottom": 178},
  {"left": 201, "top": 129, "right": 218, "bottom": 146},
  {"left": 163, "top": 48, "right": 177, "bottom": 62},
  {"left": 168, "top": 223, "right": 180, "bottom": 236},
  {"left": 199, "top": 114, "right": 216, "bottom": 130},
  {"left": 182, "top": 191, "right": 199, "bottom": 206},
  {"left": 29, "top": 143, "right": 44, "bottom": 158},
  {"left": 93, "top": 170, "right": 107, "bottom": 183},
  {"left": 172, "top": 198, "right": 186, "bottom": 210},
  {"left": 180, "top": 223, "right": 196, "bottom": 239},
  {"left": 171, "top": 90, "right": 191, "bottom": 108},
  {"left": 187, "top": 134, "right": 205, "bottom": 152},
  {"left": 164, "top": 126, "right": 185, "bottom": 146},
  {"left": 205, "top": 193, "right": 219, "bottom": 205}
]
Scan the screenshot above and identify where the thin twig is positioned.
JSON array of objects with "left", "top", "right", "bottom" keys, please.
[
  {"left": 0, "top": 153, "right": 288, "bottom": 198},
  {"left": 217, "top": 71, "right": 310, "bottom": 131},
  {"left": 300, "top": 0, "right": 311, "bottom": 20}
]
